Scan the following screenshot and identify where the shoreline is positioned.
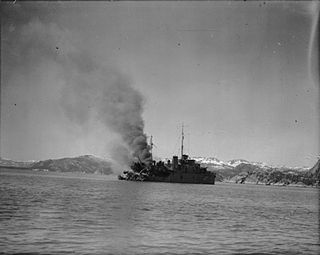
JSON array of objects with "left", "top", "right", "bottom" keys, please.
[
  {"left": 220, "top": 180, "right": 318, "bottom": 188},
  {"left": 1, "top": 168, "right": 318, "bottom": 188}
]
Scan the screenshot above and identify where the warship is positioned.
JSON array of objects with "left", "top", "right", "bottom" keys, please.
[{"left": 118, "top": 126, "right": 216, "bottom": 184}]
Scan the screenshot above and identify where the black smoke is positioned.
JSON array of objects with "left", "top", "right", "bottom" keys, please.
[{"left": 1, "top": 2, "right": 152, "bottom": 165}]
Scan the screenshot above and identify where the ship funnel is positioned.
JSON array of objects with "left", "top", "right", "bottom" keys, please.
[{"left": 172, "top": 156, "right": 178, "bottom": 170}]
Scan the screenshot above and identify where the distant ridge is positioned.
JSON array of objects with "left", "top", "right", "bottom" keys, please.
[
  {"left": 193, "top": 157, "right": 319, "bottom": 186},
  {"left": 0, "top": 158, "right": 33, "bottom": 169},
  {"left": 0, "top": 155, "right": 113, "bottom": 175}
]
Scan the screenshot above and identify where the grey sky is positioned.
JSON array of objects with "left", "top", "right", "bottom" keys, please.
[{"left": 1, "top": 1, "right": 319, "bottom": 167}]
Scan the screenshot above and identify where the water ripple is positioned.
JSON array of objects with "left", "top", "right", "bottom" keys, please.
[{"left": 0, "top": 170, "right": 319, "bottom": 254}]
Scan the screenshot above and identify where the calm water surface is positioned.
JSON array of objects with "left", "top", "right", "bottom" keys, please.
[{"left": 0, "top": 169, "right": 319, "bottom": 254}]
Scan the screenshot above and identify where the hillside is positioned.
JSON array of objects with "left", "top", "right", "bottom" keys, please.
[
  {"left": 1, "top": 155, "right": 113, "bottom": 175},
  {"left": 31, "top": 155, "right": 113, "bottom": 174},
  {"left": 194, "top": 157, "right": 319, "bottom": 186},
  {"left": 0, "top": 158, "right": 34, "bottom": 169},
  {"left": 308, "top": 159, "right": 320, "bottom": 182}
]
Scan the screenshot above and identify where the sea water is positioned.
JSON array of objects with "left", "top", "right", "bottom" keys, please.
[{"left": 0, "top": 169, "right": 319, "bottom": 254}]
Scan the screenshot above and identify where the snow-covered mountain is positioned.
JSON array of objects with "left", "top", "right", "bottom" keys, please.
[
  {"left": 226, "top": 159, "right": 250, "bottom": 167},
  {"left": 191, "top": 156, "right": 318, "bottom": 186},
  {"left": 192, "top": 157, "right": 271, "bottom": 170},
  {"left": 192, "top": 157, "right": 230, "bottom": 167},
  {"left": 192, "top": 156, "right": 308, "bottom": 171}
]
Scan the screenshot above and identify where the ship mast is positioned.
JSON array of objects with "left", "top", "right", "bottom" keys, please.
[
  {"left": 181, "top": 124, "right": 184, "bottom": 159},
  {"left": 150, "top": 135, "right": 153, "bottom": 161}
]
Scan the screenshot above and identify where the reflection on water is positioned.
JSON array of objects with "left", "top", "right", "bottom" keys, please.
[{"left": 0, "top": 169, "right": 319, "bottom": 254}]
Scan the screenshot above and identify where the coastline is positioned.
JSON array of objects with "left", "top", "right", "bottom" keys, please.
[{"left": 220, "top": 179, "right": 318, "bottom": 188}]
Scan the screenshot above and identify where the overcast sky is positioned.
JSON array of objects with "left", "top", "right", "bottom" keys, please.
[{"left": 1, "top": 1, "right": 319, "bottom": 167}]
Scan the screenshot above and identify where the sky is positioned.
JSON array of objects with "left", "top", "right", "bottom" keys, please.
[{"left": 1, "top": 1, "right": 319, "bottom": 167}]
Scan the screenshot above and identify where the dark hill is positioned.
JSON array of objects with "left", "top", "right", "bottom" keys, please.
[
  {"left": 31, "top": 155, "right": 113, "bottom": 174},
  {"left": 0, "top": 155, "right": 113, "bottom": 175},
  {"left": 308, "top": 159, "right": 320, "bottom": 183}
]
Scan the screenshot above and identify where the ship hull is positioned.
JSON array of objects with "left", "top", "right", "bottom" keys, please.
[{"left": 146, "top": 172, "right": 215, "bottom": 184}]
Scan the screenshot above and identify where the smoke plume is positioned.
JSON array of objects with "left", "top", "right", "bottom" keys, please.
[{"left": 2, "top": 3, "right": 151, "bottom": 165}]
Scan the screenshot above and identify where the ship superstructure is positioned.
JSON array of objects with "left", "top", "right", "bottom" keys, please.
[{"left": 119, "top": 126, "right": 216, "bottom": 184}]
